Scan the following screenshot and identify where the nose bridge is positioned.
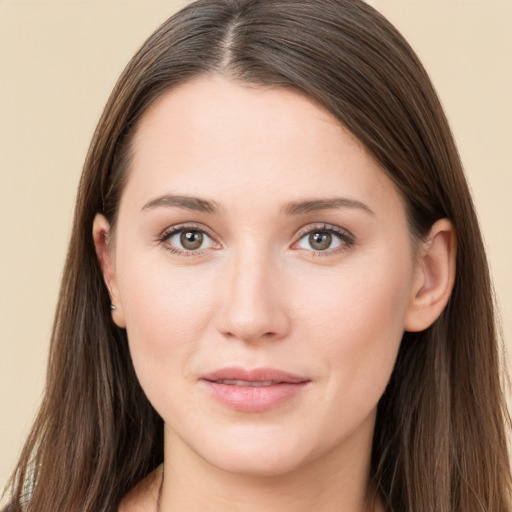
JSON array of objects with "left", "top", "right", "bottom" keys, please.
[{"left": 216, "top": 240, "right": 290, "bottom": 342}]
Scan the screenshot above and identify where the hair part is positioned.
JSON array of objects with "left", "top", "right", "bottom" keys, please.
[{"left": 4, "top": 1, "right": 511, "bottom": 511}]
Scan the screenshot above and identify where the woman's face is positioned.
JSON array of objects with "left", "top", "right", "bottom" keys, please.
[{"left": 107, "top": 76, "right": 420, "bottom": 477}]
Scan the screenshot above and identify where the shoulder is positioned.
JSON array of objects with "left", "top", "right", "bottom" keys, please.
[{"left": 118, "top": 465, "right": 163, "bottom": 512}]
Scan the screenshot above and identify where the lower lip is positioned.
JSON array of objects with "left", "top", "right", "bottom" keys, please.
[{"left": 201, "top": 380, "right": 309, "bottom": 412}]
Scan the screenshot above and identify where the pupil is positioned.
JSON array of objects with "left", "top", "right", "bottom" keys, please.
[
  {"left": 310, "top": 231, "right": 331, "bottom": 251},
  {"left": 181, "top": 231, "right": 203, "bottom": 250}
]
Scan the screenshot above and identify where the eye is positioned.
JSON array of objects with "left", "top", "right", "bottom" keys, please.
[
  {"left": 294, "top": 225, "right": 353, "bottom": 253},
  {"left": 161, "top": 226, "right": 216, "bottom": 254}
]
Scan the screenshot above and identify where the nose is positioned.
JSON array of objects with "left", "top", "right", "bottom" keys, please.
[{"left": 215, "top": 248, "right": 291, "bottom": 343}]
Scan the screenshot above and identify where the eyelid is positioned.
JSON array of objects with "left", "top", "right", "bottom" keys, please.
[
  {"left": 291, "top": 223, "right": 355, "bottom": 255},
  {"left": 158, "top": 222, "right": 221, "bottom": 255},
  {"left": 159, "top": 222, "right": 215, "bottom": 239}
]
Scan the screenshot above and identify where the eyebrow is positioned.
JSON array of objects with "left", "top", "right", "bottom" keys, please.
[
  {"left": 141, "top": 194, "right": 374, "bottom": 216},
  {"left": 142, "top": 194, "right": 221, "bottom": 214},
  {"left": 281, "top": 197, "right": 375, "bottom": 216}
]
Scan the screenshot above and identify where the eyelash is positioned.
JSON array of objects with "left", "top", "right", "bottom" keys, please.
[
  {"left": 158, "top": 223, "right": 218, "bottom": 257},
  {"left": 293, "top": 223, "right": 355, "bottom": 257},
  {"left": 157, "top": 223, "right": 354, "bottom": 257}
]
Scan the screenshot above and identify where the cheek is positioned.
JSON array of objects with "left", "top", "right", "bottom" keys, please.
[
  {"left": 299, "top": 259, "right": 411, "bottom": 330},
  {"left": 115, "top": 253, "right": 218, "bottom": 398},
  {"left": 295, "top": 251, "right": 413, "bottom": 398}
]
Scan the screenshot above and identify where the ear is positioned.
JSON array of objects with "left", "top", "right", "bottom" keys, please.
[
  {"left": 92, "top": 213, "right": 126, "bottom": 328},
  {"left": 404, "top": 218, "right": 457, "bottom": 332}
]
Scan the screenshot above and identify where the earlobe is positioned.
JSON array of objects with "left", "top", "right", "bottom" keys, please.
[
  {"left": 92, "top": 213, "right": 126, "bottom": 328},
  {"left": 404, "top": 218, "right": 457, "bottom": 332}
]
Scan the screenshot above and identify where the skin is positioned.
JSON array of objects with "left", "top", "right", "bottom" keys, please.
[{"left": 93, "top": 76, "right": 456, "bottom": 512}]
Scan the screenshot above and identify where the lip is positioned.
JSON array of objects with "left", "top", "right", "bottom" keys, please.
[{"left": 200, "top": 367, "right": 310, "bottom": 412}]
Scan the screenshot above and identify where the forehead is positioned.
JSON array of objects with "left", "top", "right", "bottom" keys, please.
[{"left": 123, "top": 75, "right": 403, "bottom": 217}]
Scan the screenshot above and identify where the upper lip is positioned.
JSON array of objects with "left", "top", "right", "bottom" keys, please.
[{"left": 201, "top": 367, "right": 309, "bottom": 384}]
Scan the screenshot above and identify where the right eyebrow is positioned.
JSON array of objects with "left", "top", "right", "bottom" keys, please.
[{"left": 141, "top": 194, "right": 221, "bottom": 214}]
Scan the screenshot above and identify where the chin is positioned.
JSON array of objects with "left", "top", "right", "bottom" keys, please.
[
  {"left": 208, "top": 450, "right": 309, "bottom": 479},
  {"left": 190, "top": 428, "right": 319, "bottom": 478}
]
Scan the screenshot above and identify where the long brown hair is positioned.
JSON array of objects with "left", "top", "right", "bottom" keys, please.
[{"left": 4, "top": 1, "right": 511, "bottom": 510}]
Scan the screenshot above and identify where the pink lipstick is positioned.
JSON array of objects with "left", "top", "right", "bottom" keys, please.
[{"left": 200, "top": 367, "right": 310, "bottom": 412}]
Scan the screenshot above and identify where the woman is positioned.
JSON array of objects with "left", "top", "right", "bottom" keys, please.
[{"left": 3, "top": 0, "right": 511, "bottom": 511}]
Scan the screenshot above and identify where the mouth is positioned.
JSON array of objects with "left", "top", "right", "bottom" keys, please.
[
  {"left": 200, "top": 367, "right": 310, "bottom": 412},
  {"left": 201, "top": 366, "right": 308, "bottom": 384},
  {"left": 210, "top": 379, "right": 286, "bottom": 387}
]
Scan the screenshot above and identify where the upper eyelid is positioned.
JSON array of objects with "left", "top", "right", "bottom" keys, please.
[
  {"left": 160, "top": 222, "right": 216, "bottom": 240},
  {"left": 294, "top": 223, "right": 353, "bottom": 240}
]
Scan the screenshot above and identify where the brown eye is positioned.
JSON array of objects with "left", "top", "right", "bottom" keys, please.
[
  {"left": 180, "top": 230, "right": 204, "bottom": 250},
  {"left": 295, "top": 226, "right": 348, "bottom": 253},
  {"left": 164, "top": 227, "right": 215, "bottom": 253},
  {"left": 309, "top": 231, "right": 332, "bottom": 251}
]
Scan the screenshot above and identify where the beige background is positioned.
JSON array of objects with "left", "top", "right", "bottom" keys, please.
[{"left": 1, "top": 0, "right": 511, "bottom": 494}]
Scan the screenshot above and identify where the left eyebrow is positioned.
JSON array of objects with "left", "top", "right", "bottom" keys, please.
[
  {"left": 141, "top": 194, "right": 221, "bottom": 214},
  {"left": 281, "top": 197, "right": 375, "bottom": 216}
]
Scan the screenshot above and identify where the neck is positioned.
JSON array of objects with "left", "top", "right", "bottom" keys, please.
[{"left": 159, "top": 425, "right": 381, "bottom": 512}]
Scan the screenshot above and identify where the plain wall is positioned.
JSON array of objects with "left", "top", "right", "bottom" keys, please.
[{"left": 1, "top": 0, "right": 511, "bottom": 494}]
